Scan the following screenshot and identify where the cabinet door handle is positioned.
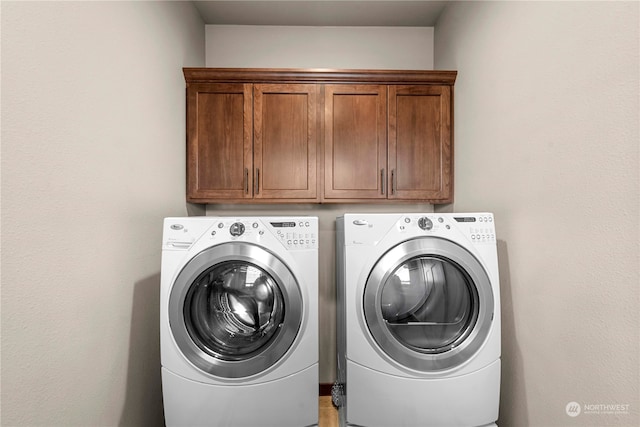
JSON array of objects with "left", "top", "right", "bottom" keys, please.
[
  {"left": 244, "top": 168, "right": 249, "bottom": 194},
  {"left": 255, "top": 168, "right": 260, "bottom": 195},
  {"left": 391, "top": 169, "right": 396, "bottom": 195},
  {"left": 381, "top": 169, "right": 386, "bottom": 195}
]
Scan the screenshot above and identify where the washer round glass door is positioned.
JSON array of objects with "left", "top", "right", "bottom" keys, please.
[
  {"left": 169, "top": 242, "right": 302, "bottom": 378},
  {"left": 363, "top": 237, "right": 494, "bottom": 371}
]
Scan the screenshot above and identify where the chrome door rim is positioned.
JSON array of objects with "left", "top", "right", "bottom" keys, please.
[
  {"left": 169, "top": 242, "right": 302, "bottom": 378},
  {"left": 363, "top": 237, "right": 494, "bottom": 371}
]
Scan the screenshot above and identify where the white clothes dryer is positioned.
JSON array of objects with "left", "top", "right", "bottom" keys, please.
[
  {"left": 161, "top": 216, "right": 318, "bottom": 427},
  {"left": 336, "top": 213, "right": 500, "bottom": 427}
]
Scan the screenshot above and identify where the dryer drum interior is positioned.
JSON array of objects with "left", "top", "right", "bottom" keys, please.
[
  {"left": 380, "top": 255, "right": 479, "bottom": 354},
  {"left": 364, "top": 237, "right": 494, "bottom": 371},
  {"left": 169, "top": 242, "right": 303, "bottom": 378}
]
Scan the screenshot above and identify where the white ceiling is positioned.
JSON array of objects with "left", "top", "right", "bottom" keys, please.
[{"left": 192, "top": 1, "right": 450, "bottom": 27}]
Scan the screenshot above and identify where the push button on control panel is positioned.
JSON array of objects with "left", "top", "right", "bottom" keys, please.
[
  {"left": 469, "top": 226, "right": 496, "bottom": 243},
  {"left": 272, "top": 221, "right": 317, "bottom": 249}
]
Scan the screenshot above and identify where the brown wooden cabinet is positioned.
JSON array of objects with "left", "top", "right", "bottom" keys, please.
[
  {"left": 388, "top": 85, "right": 452, "bottom": 201},
  {"left": 253, "top": 83, "right": 318, "bottom": 200},
  {"left": 323, "top": 84, "right": 452, "bottom": 202},
  {"left": 186, "top": 79, "right": 318, "bottom": 202},
  {"left": 323, "top": 84, "right": 387, "bottom": 199},
  {"left": 184, "top": 68, "right": 456, "bottom": 204},
  {"left": 186, "top": 83, "right": 252, "bottom": 200}
]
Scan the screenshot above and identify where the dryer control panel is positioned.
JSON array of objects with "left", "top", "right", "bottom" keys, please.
[{"left": 399, "top": 213, "right": 496, "bottom": 244}]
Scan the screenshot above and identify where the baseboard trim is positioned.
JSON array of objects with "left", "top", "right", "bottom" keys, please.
[{"left": 319, "top": 383, "right": 332, "bottom": 396}]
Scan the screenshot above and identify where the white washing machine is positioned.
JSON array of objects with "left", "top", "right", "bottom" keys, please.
[
  {"left": 336, "top": 213, "right": 500, "bottom": 427},
  {"left": 161, "top": 216, "right": 318, "bottom": 427}
]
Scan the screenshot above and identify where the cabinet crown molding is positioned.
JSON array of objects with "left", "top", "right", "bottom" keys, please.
[{"left": 183, "top": 68, "right": 457, "bottom": 85}]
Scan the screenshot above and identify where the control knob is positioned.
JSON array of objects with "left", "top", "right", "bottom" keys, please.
[
  {"left": 418, "top": 217, "right": 433, "bottom": 231},
  {"left": 229, "top": 222, "right": 245, "bottom": 236}
]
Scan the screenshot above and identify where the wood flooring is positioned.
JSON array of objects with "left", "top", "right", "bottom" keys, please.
[{"left": 319, "top": 396, "right": 339, "bottom": 427}]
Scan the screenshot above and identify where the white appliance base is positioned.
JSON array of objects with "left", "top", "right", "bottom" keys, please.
[
  {"left": 340, "top": 359, "right": 500, "bottom": 427},
  {"left": 163, "top": 364, "right": 318, "bottom": 427}
]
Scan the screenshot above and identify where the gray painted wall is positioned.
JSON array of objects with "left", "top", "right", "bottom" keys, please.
[
  {"left": 1, "top": 2, "right": 205, "bottom": 425},
  {"left": 435, "top": 2, "right": 639, "bottom": 426}
]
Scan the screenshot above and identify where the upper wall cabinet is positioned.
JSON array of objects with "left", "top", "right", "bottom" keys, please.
[
  {"left": 186, "top": 82, "right": 252, "bottom": 201},
  {"left": 184, "top": 68, "right": 456, "bottom": 204},
  {"left": 324, "top": 84, "right": 388, "bottom": 200},
  {"left": 185, "top": 79, "right": 318, "bottom": 202},
  {"left": 388, "top": 85, "right": 452, "bottom": 201},
  {"left": 254, "top": 83, "right": 318, "bottom": 201}
]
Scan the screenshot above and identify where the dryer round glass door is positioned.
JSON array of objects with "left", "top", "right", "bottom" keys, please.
[
  {"left": 363, "top": 237, "right": 494, "bottom": 371},
  {"left": 169, "top": 242, "right": 302, "bottom": 378}
]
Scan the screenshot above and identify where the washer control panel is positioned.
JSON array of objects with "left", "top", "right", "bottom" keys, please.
[
  {"left": 269, "top": 219, "right": 318, "bottom": 250},
  {"left": 210, "top": 217, "right": 318, "bottom": 250},
  {"left": 456, "top": 214, "right": 496, "bottom": 244}
]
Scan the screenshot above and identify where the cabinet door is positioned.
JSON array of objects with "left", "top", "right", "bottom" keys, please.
[
  {"left": 254, "top": 84, "right": 319, "bottom": 200},
  {"left": 324, "top": 85, "right": 387, "bottom": 200},
  {"left": 388, "top": 85, "right": 452, "bottom": 201},
  {"left": 186, "top": 83, "right": 253, "bottom": 201}
]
